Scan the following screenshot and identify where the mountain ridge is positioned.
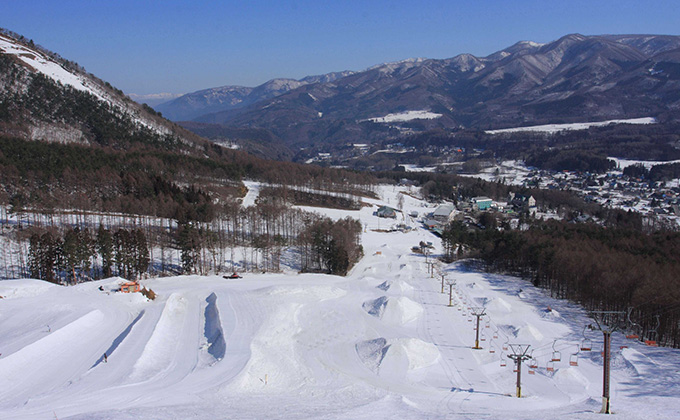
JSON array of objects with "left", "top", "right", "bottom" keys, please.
[{"left": 179, "top": 33, "right": 680, "bottom": 151}]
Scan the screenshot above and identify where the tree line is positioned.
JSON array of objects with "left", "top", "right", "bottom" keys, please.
[
  {"left": 13, "top": 197, "right": 364, "bottom": 284},
  {"left": 441, "top": 219, "right": 680, "bottom": 348}
]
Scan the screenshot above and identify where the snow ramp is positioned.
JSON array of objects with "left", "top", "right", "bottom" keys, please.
[
  {"left": 129, "top": 293, "right": 192, "bottom": 382},
  {"left": 0, "top": 309, "right": 105, "bottom": 401}
]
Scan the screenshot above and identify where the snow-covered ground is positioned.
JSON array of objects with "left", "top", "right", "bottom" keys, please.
[
  {"left": 365, "top": 110, "right": 443, "bottom": 123},
  {"left": 609, "top": 157, "right": 680, "bottom": 170},
  {"left": 1, "top": 186, "right": 678, "bottom": 419},
  {"left": 485, "top": 117, "right": 656, "bottom": 134}
]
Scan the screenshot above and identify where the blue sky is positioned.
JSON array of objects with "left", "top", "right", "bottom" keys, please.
[{"left": 2, "top": 1, "right": 678, "bottom": 95}]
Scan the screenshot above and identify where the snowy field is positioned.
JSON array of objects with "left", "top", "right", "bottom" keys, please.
[
  {"left": 1, "top": 186, "right": 679, "bottom": 419},
  {"left": 485, "top": 117, "right": 656, "bottom": 134}
]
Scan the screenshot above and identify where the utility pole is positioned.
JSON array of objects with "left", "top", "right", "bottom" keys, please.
[
  {"left": 589, "top": 310, "right": 625, "bottom": 414},
  {"left": 507, "top": 344, "right": 532, "bottom": 398},
  {"left": 471, "top": 307, "right": 487, "bottom": 349},
  {"left": 446, "top": 278, "right": 456, "bottom": 306},
  {"left": 440, "top": 272, "right": 446, "bottom": 293}
]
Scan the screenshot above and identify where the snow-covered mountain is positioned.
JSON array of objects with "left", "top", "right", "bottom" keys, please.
[
  {"left": 187, "top": 33, "right": 680, "bottom": 149},
  {"left": 155, "top": 71, "right": 355, "bottom": 121},
  {"left": 0, "top": 31, "right": 188, "bottom": 146}
]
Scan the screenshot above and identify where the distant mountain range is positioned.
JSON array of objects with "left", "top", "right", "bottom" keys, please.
[
  {"left": 155, "top": 71, "right": 354, "bottom": 121},
  {"left": 163, "top": 33, "right": 680, "bottom": 152}
]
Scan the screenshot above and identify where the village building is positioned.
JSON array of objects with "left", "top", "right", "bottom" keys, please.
[
  {"left": 376, "top": 205, "right": 397, "bottom": 218},
  {"left": 471, "top": 196, "right": 493, "bottom": 211}
]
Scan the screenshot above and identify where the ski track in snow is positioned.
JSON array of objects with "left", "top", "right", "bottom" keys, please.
[{"left": 0, "top": 184, "right": 679, "bottom": 419}]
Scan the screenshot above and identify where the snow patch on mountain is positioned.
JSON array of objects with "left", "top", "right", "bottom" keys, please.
[
  {"left": 365, "top": 110, "right": 443, "bottom": 123},
  {"left": 485, "top": 117, "right": 656, "bottom": 134}
]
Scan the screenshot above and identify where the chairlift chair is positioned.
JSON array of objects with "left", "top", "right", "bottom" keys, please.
[
  {"left": 569, "top": 354, "right": 579, "bottom": 366},
  {"left": 546, "top": 360, "right": 555, "bottom": 372},
  {"left": 529, "top": 358, "right": 538, "bottom": 369},
  {"left": 500, "top": 358, "right": 507, "bottom": 367},
  {"left": 580, "top": 339, "right": 592, "bottom": 352},
  {"left": 551, "top": 340, "right": 562, "bottom": 362}
]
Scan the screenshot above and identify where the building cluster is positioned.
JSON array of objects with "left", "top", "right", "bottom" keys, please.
[
  {"left": 522, "top": 169, "right": 680, "bottom": 220},
  {"left": 418, "top": 192, "right": 537, "bottom": 234}
]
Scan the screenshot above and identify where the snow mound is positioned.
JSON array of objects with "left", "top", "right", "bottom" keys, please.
[
  {"left": 229, "top": 303, "right": 310, "bottom": 392},
  {"left": 266, "top": 285, "right": 346, "bottom": 301},
  {"left": 516, "top": 323, "right": 544, "bottom": 341},
  {"left": 384, "top": 297, "right": 423, "bottom": 325},
  {"left": 0, "top": 279, "right": 57, "bottom": 299},
  {"left": 363, "top": 296, "right": 389, "bottom": 318},
  {"left": 363, "top": 296, "right": 422, "bottom": 324},
  {"left": 129, "top": 293, "right": 188, "bottom": 381},
  {"left": 356, "top": 337, "right": 390, "bottom": 372},
  {"left": 553, "top": 365, "right": 590, "bottom": 388},
  {"left": 356, "top": 337, "right": 439, "bottom": 374},
  {"left": 376, "top": 281, "right": 391, "bottom": 291},
  {"left": 376, "top": 280, "right": 414, "bottom": 294},
  {"left": 486, "top": 297, "right": 512, "bottom": 312}
]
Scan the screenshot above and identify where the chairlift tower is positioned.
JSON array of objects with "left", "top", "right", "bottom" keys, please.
[
  {"left": 471, "top": 307, "right": 487, "bottom": 349},
  {"left": 507, "top": 344, "right": 532, "bottom": 398},
  {"left": 589, "top": 310, "right": 625, "bottom": 414},
  {"left": 446, "top": 278, "right": 456, "bottom": 306}
]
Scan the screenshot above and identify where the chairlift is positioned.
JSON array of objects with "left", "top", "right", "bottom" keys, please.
[
  {"left": 546, "top": 360, "right": 555, "bottom": 372},
  {"left": 569, "top": 354, "right": 579, "bottom": 366},
  {"left": 529, "top": 358, "right": 538, "bottom": 369},
  {"left": 493, "top": 329, "right": 499, "bottom": 339},
  {"left": 489, "top": 347, "right": 496, "bottom": 354},
  {"left": 645, "top": 315, "right": 660, "bottom": 347},
  {"left": 580, "top": 325, "right": 592, "bottom": 351},
  {"left": 580, "top": 339, "right": 592, "bottom": 352},
  {"left": 480, "top": 333, "right": 486, "bottom": 342},
  {"left": 500, "top": 358, "right": 507, "bottom": 367},
  {"left": 570, "top": 345, "right": 579, "bottom": 366},
  {"left": 625, "top": 307, "right": 641, "bottom": 340},
  {"left": 502, "top": 341, "right": 509, "bottom": 351},
  {"left": 551, "top": 340, "right": 561, "bottom": 362},
  {"left": 485, "top": 320, "right": 491, "bottom": 329}
]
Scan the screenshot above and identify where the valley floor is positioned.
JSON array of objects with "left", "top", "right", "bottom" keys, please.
[{"left": 0, "top": 187, "right": 678, "bottom": 419}]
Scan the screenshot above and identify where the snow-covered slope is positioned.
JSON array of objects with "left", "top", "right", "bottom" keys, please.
[
  {"left": 1, "top": 187, "right": 679, "bottom": 420},
  {"left": 485, "top": 117, "right": 656, "bottom": 134},
  {"left": 0, "top": 33, "right": 171, "bottom": 137}
]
